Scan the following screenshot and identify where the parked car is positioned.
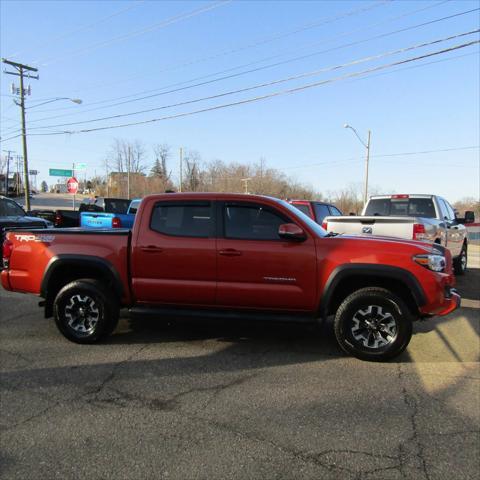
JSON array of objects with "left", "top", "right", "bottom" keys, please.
[
  {"left": 322, "top": 194, "right": 473, "bottom": 275},
  {"left": 289, "top": 200, "right": 343, "bottom": 224},
  {"left": 54, "top": 199, "right": 96, "bottom": 227},
  {"left": 1, "top": 193, "right": 460, "bottom": 361},
  {"left": 0, "top": 195, "right": 52, "bottom": 244},
  {"left": 55, "top": 197, "right": 131, "bottom": 228},
  {"left": 80, "top": 198, "right": 141, "bottom": 229}
]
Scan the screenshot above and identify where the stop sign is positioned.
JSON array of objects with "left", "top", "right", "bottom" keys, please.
[{"left": 67, "top": 177, "right": 79, "bottom": 194}]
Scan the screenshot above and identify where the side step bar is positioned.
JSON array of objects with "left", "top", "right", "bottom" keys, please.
[{"left": 129, "top": 306, "right": 316, "bottom": 324}]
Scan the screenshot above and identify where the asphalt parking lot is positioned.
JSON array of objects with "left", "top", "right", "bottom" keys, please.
[{"left": 0, "top": 250, "right": 479, "bottom": 480}]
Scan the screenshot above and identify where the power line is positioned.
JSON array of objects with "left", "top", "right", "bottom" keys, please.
[
  {"left": 19, "top": 30, "right": 480, "bottom": 132},
  {"left": 36, "top": 1, "right": 232, "bottom": 66},
  {"left": 25, "top": 6, "right": 478, "bottom": 124},
  {"left": 7, "top": 2, "right": 146, "bottom": 61},
  {"left": 281, "top": 146, "right": 480, "bottom": 171},
  {"left": 3, "top": 39, "right": 476, "bottom": 140},
  {"left": 35, "top": 0, "right": 390, "bottom": 100}
]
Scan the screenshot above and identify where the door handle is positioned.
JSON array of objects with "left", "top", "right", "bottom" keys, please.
[
  {"left": 219, "top": 249, "right": 242, "bottom": 256},
  {"left": 141, "top": 246, "right": 163, "bottom": 253}
]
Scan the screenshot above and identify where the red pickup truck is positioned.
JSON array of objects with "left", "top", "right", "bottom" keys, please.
[{"left": 1, "top": 193, "right": 460, "bottom": 361}]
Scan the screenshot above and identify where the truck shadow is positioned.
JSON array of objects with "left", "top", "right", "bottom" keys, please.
[
  {"left": 111, "top": 315, "right": 346, "bottom": 360},
  {"left": 107, "top": 266, "right": 480, "bottom": 364}
]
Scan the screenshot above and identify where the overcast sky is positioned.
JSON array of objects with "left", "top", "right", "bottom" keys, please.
[{"left": 1, "top": 0, "right": 479, "bottom": 201}]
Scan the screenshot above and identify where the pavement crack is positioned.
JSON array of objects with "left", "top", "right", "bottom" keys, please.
[
  {"left": 398, "top": 363, "right": 430, "bottom": 480},
  {"left": 87, "top": 373, "right": 258, "bottom": 413},
  {"left": 85, "top": 344, "right": 149, "bottom": 399},
  {"left": 0, "top": 348, "right": 34, "bottom": 365}
]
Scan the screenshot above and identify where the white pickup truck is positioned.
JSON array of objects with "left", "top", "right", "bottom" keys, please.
[{"left": 322, "top": 194, "right": 474, "bottom": 275}]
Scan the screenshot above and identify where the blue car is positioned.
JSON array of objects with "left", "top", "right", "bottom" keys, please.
[{"left": 80, "top": 198, "right": 141, "bottom": 229}]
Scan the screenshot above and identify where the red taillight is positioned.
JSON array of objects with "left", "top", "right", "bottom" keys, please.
[
  {"left": 112, "top": 217, "right": 122, "bottom": 228},
  {"left": 392, "top": 194, "right": 409, "bottom": 199},
  {"left": 54, "top": 212, "right": 62, "bottom": 226},
  {"left": 322, "top": 221, "right": 328, "bottom": 230},
  {"left": 413, "top": 223, "right": 426, "bottom": 240},
  {"left": 2, "top": 239, "right": 13, "bottom": 268}
]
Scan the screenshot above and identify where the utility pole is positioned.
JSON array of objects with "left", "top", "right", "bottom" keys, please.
[
  {"left": 241, "top": 177, "right": 251, "bottom": 194},
  {"left": 344, "top": 124, "right": 372, "bottom": 206},
  {"left": 179, "top": 147, "right": 183, "bottom": 192},
  {"left": 127, "top": 146, "right": 131, "bottom": 199},
  {"left": 364, "top": 130, "right": 371, "bottom": 205},
  {"left": 2, "top": 58, "right": 39, "bottom": 211},
  {"left": 2, "top": 150, "right": 14, "bottom": 196}
]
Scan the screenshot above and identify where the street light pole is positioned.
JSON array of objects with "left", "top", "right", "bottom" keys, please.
[
  {"left": 344, "top": 124, "right": 372, "bottom": 206},
  {"left": 364, "top": 130, "right": 371, "bottom": 206}
]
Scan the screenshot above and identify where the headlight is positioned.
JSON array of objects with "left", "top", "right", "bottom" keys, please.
[{"left": 413, "top": 254, "right": 446, "bottom": 272}]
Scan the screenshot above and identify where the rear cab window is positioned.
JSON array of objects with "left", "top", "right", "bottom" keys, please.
[
  {"left": 365, "top": 197, "right": 436, "bottom": 218},
  {"left": 150, "top": 201, "right": 213, "bottom": 237},
  {"left": 105, "top": 199, "right": 130, "bottom": 214}
]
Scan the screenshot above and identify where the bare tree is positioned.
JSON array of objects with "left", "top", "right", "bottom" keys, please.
[
  {"left": 183, "top": 150, "right": 202, "bottom": 192},
  {"left": 151, "top": 143, "right": 171, "bottom": 181},
  {"left": 107, "top": 139, "right": 146, "bottom": 174}
]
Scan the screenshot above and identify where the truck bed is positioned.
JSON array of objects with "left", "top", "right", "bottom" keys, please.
[{"left": 1, "top": 228, "right": 131, "bottom": 301}]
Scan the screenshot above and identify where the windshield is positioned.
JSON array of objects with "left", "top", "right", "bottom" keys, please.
[
  {"left": 0, "top": 198, "right": 25, "bottom": 217},
  {"left": 365, "top": 197, "right": 436, "bottom": 218},
  {"left": 271, "top": 198, "right": 328, "bottom": 237}
]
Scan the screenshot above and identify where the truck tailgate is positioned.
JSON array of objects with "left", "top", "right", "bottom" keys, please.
[
  {"left": 80, "top": 212, "right": 116, "bottom": 228},
  {"left": 324, "top": 216, "right": 415, "bottom": 239}
]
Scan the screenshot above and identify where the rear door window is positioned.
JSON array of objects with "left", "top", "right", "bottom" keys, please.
[{"left": 150, "top": 202, "right": 213, "bottom": 238}]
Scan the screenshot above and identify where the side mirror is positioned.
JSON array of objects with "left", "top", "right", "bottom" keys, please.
[
  {"left": 464, "top": 211, "right": 475, "bottom": 224},
  {"left": 278, "top": 223, "right": 306, "bottom": 241}
]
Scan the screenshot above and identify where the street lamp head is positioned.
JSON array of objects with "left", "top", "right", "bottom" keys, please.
[
  {"left": 343, "top": 123, "right": 350, "bottom": 129},
  {"left": 71, "top": 98, "right": 82, "bottom": 104}
]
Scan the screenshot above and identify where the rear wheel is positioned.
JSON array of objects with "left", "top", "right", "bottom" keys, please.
[
  {"left": 53, "top": 279, "right": 119, "bottom": 344},
  {"left": 334, "top": 287, "right": 413, "bottom": 361},
  {"left": 454, "top": 244, "right": 467, "bottom": 275}
]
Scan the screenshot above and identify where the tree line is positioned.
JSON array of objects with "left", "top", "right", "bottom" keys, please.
[{"left": 49, "top": 138, "right": 479, "bottom": 218}]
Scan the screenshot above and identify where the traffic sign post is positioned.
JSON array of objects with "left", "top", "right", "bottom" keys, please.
[{"left": 67, "top": 177, "right": 79, "bottom": 210}]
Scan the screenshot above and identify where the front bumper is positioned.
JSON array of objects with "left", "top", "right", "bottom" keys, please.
[{"left": 420, "top": 288, "right": 461, "bottom": 317}]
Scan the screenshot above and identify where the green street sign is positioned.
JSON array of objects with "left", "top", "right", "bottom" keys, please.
[{"left": 49, "top": 168, "right": 73, "bottom": 177}]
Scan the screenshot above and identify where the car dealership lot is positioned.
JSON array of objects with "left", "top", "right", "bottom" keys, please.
[{"left": 0, "top": 251, "right": 479, "bottom": 479}]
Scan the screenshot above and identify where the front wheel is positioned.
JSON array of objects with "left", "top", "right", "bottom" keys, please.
[
  {"left": 454, "top": 244, "right": 467, "bottom": 275},
  {"left": 53, "top": 279, "right": 119, "bottom": 344},
  {"left": 334, "top": 287, "right": 413, "bottom": 361}
]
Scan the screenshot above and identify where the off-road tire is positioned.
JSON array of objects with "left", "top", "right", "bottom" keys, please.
[
  {"left": 453, "top": 244, "right": 467, "bottom": 276},
  {"left": 53, "top": 278, "right": 119, "bottom": 344},
  {"left": 334, "top": 287, "right": 413, "bottom": 361}
]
